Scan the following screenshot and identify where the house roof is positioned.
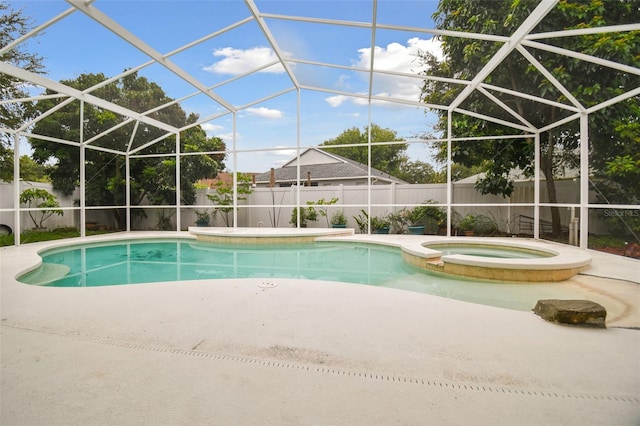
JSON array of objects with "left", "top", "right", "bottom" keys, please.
[
  {"left": 254, "top": 148, "right": 406, "bottom": 184},
  {"left": 198, "top": 172, "right": 235, "bottom": 188},
  {"left": 455, "top": 165, "right": 580, "bottom": 184}
]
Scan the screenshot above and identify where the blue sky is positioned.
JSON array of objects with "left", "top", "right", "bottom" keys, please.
[{"left": 12, "top": 0, "right": 443, "bottom": 173}]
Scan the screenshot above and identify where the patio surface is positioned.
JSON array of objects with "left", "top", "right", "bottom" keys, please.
[{"left": 1, "top": 232, "right": 639, "bottom": 425}]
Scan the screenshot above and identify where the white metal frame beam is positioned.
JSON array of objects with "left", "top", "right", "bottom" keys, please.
[
  {"left": 245, "top": 0, "right": 301, "bottom": 89},
  {"left": 448, "top": 0, "right": 559, "bottom": 111},
  {"left": 3, "top": 0, "right": 638, "bottom": 243},
  {"left": 0, "top": 62, "right": 177, "bottom": 133},
  {"left": 66, "top": 0, "right": 237, "bottom": 112}
]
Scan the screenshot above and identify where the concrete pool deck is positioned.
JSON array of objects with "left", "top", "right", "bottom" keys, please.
[{"left": 1, "top": 231, "right": 639, "bottom": 425}]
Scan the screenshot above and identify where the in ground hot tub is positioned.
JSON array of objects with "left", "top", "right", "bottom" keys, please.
[{"left": 400, "top": 239, "right": 591, "bottom": 282}]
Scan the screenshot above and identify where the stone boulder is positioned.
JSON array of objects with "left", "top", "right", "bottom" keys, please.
[{"left": 533, "top": 299, "right": 607, "bottom": 328}]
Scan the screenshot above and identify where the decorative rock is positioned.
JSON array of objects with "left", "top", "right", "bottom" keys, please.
[{"left": 533, "top": 299, "right": 607, "bottom": 328}]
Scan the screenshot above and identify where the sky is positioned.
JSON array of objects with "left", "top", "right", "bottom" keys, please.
[{"left": 11, "top": 0, "right": 444, "bottom": 173}]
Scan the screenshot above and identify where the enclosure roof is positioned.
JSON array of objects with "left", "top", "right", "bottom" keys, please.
[{"left": 1, "top": 0, "right": 639, "bottom": 157}]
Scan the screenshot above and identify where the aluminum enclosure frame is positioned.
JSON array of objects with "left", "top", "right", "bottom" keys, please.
[{"left": 1, "top": 0, "right": 639, "bottom": 246}]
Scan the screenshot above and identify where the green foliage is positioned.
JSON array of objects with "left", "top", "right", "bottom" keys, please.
[
  {"left": 0, "top": 233, "right": 12, "bottom": 246},
  {"left": 421, "top": 0, "right": 640, "bottom": 233},
  {"left": 404, "top": 201, "right": 445, "bottom": 227},
  {"left": 0, "top": 227, "right": 110, "bottom": 247},
  {"left": 458, "top": 214, "right": 477, "bottom": 232},
  {"left": 370, "top": 214, "right": 390, "bottom": 232},
  {"left": 353, "top": 210, "right": 369, "bottom": 234},
  {"left": 289, "top": 198, "right": 339, "bottom": 227},
  {"left": 19, "top": 156, "right": 51, "bottom": 182},
  {"left": 384, "top": 212, "right": 402, "bottom": 233},
  {"left": 352, "top": 209, "right": 389, "bottom": 233},
  {"left": 600, "top": 208, "right": 640, "bottom": 238},
  {"left": 290, "top": 205, "right": 318, "bottom": 227},
  {"left": 394, "top": 160, "right": 442, "bottom": 184},
  {"left": 0, "top": 1, "right": 45, "bottom": 143},
  {"left": 320, "top": 124, "right": 408, "bottom": 177},
  {"left": 0, "top": 154, "right": 52, "bottom": 183},
  {"left": 206, "top": 173, "right": 253, "bottom": 227},
  {"left": 155, "top": 209, "right": 174, "bottom": 231},
  {"left": 194, "top": 210, "right": 211, "bottom": 226},
  {"left": 600, "top": 134, "right": 640, "bottom": 204},
  {"left": 385, "top": 201, "right": 445, "bottom": 234},
  {"left": 474, "top": 213, "right": 500, "bottom": 236},
  {"left": 19, "top": 188, "right": 63, "bottom": 229},
  {"left": 456, "top": 212, "right": 501, "bottom": 235},
  {"left": 310, "top": 197, "right": 339, "bottom": 226},
  {"left": 0, "top": 1, "right": 45, "bottom": 178},
  {"left": 330, "top": 210, "right": 347, "bottom": 226},
  {"left": 588, "top": 234, "right": 627, "bottom": 250},
  {"left": 29, "top": 72, "right": 226, "bottom": 229}
]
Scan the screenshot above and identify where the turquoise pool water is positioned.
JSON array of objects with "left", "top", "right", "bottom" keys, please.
[
  {"left": 18, "top": 239, "right": 589, "bottom": 311},
  {"left": 426, "top": 244, "right": 552, "bottom": 259},
  {"left": 21, "top": 240, "right": 420, "bottom": 287}
]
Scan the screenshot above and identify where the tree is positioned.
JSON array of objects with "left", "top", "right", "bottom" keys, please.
[
  {"left": 395, "top": 159, "right": 441, "bottom": 183},
  {"left": 421, "top": 0, "right": 640, "bottom": 235},
  {"left": 19, "top": 188, "right": 62, "bottom": 229},
  {"left": 0, "top": 0, "right": 45, "bottom": 179},
  {"left": 594, "top": 98, "right": 640, "bottom": 206},
  {"left": 206, "top": 173, "right": 253, "bottom": 227},
  {"left": 0, "top": 153, "right": 51, "bottom": 182},
  {"left": 18, "top": 155, "right": 50, "bottom": 182},
  {"left": 320, "top": 124, "right": 408, "bottom": 176},
  {"left": 29, "top": 72, "right": 226, "bottom": 229}
]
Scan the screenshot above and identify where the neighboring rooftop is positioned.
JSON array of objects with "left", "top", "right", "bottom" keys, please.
[{"left": 254, "top": 148, "right": 406, "bottom": 186}]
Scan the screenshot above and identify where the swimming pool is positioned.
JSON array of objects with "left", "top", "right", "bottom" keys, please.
[
  {"left": 20, "top": 240, "right": 414, "bottom": 287},
  {"left": 18, "top": 238, "right": 599, "bottom": 312}
]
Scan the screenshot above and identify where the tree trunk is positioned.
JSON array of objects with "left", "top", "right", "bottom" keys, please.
[
  {"left": 541, "top": 132, "right": 563, "bottom": 236},
  {"left": 112, "top": 208, "right": 126, "bottom": 231},
  {"left": 513, "top": 86, "right": 563, "bottom": 237},
  {"left": 110, "top": 157, "right": 129, "bottom": 230}
]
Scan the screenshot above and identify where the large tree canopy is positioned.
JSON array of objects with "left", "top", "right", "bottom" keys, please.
[
  {"left": 421, "top": 0, "right": 640, "bottom": 235},
  {"left": 0, "top": 0, "right": 44, "bottom": 180},
  {"left": 320, "top": 124, "right": 411, "bottom": 179},
  {"left": 320, "top": 124, "right": 458, "bottom": 183},
  {"left": 29, "top": 72, "right": 225, "bottom": 229}
]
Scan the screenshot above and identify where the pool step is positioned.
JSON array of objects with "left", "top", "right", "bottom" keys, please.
[
  {"left": 424, "top": 258, "right": 445, "bottom": 272},
  {"left": 20, "top": 264, "right": 70, "bottom": 286}
]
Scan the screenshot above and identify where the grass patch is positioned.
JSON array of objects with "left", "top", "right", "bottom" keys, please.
[
  {"left": 588, "top": 235, "right": 627, "bottom": 249},
  {"left": 0, "top": 227, "right": 111, "bottom": 247}
]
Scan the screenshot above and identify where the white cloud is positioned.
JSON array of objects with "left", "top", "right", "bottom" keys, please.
[
  {"left": 357, "top": 37, "right": 443, "bottom": 73},
  {"left": 245, "top": 107, "right": 283, "bottom": 119},
  {"left": 270, "top": 148, "right": 298, "bottom": 168},
  {"left": 201, "top": 123, "right": 224, "bottom": 134},
  {"left": 272, "top": 146, "right": 297, "bottom": 157},
  {"left": 217, "top": 132, "right": 236, "bottom": 143},
  {"left": 203, "top": 46, "right": 285, "bottom": 75},
  {"left": 325, "top": 37, "right": 443, "bottom": 107},
  {"left": 325, "top": 95, "right": 348, "bottom": 107},
  {"left": 235, "top": 148, "right": 299, "bottom": 172},
  {"left": 335, "top": 74, "right": 352, "bottom": 90}
]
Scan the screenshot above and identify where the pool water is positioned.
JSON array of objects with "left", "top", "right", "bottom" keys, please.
[
  {"left": 426, "top": 244, "right": 552, "bottom": 259},
  {"left": 19, "top": 239, "right": 592, "bottom": 312},
  {"left": 23, "top": 240, "right": 416, "bottom": 287}
]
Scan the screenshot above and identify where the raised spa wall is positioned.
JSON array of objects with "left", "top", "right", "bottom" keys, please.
[
  {"left": 401, "top": 251, "right": 590, "bottom": 282},
  {"left": 194, "top": 230, "right": 353, "bottom": 245}
]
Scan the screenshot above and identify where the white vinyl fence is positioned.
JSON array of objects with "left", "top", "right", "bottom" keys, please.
[{"left": 0, "top": 179, "right": 613, "bottom": 236}]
